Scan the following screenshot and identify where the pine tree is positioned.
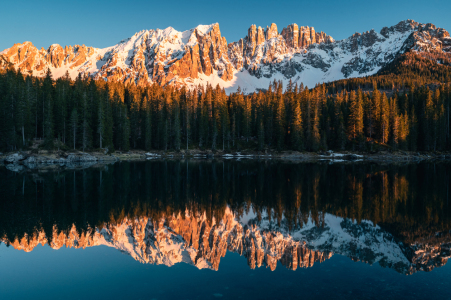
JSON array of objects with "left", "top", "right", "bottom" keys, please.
[
  {"left": 423, "top": 89, "right": 434, "bottom": 151},
  {"left": 275, "top": 89, "right": 286, "bottom": 151},
  {"left": 219, "top": 92, "right": 230, "bottom": 151},
  {"left": 144, "top": 97, "right": 152, "bottom": 151},
  {"left": 97, "top": 97, "right": 105, "bottom": 149},
  {"left": 121, "top": 104, "right": 131, "bottom": 151},
  {"left": 173, "top": 97, "right": 181, "bottom": 151},
  {"left": 243, "top": 96, "right": 251, "bottom": 143},
  {"left": 184, "top": 93, "right": 191, "bottom": 150},
  {"left": 409, "top": 106, "right": 418, "bottom": 151},
  {"left": 17, "top": 80, "right": 30, "bottom": 148},
  {"left": 81, "top": 92, "right": 91, "bottom": 152},
  {"left": 311, "top": 103, "right": 321, "bottom": 151},
  {"left": 291, "top": 99, "right": 303, "bottom": 151},
  {"left": 44, "top": 93, "right": 54, "bottom": 148},
  {"left": 258, "top": 118, "right": 265, "bottom": 151},
  {"left": 438, "top": 104, "right": 446, "bottom": 150},
  {"left": 70, "top": 108, "right": 78, "bottom": 150},
  {"left": 129, "top": 93, "right": 141, "bottom": 149},
  {"left": 104, "top": 92, "right": 114, "bottom": 151},
  {"left": 380, "top": 93, "right": 390, "bottom": 144},
  {"left": 389, "top": 97, "right": 400, "bottom": 149},
  {"left": 347, "top": 90, "right": 363, "bottom": 147},
  {"left": 337, "top": 109, "right": 346, "bottom": 150}
]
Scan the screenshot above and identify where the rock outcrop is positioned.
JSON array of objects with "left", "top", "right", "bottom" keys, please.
[
  {"left": 4, "top": 153, "right": 24, "bottom": 164},
  {"left": 2, "top": 151, "right": 119, "bottom": 171}
]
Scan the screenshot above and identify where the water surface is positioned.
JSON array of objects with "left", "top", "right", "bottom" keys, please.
[{"left": 1, "top": 160, "right": 450, "bottom": 299}]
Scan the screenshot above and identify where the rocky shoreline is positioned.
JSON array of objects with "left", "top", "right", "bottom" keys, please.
[{"left": 1, "top": 149, "right": 450, "bottom": 172}]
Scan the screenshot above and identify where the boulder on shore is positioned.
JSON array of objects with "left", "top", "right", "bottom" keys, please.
[
  {"left": 4, "top": 153, "right": 25, "bottom": 164},
  {"left": 67, "top": 153, "right": 98, "bottom": 162}
]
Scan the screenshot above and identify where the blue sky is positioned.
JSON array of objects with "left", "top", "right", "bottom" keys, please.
[{"left": 2, "top": 0, "right": 450, "bottom": 50}]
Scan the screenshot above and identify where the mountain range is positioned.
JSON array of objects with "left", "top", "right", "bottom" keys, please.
[
  {"left": 1, "top": 19, "right": 450, "bottom": 93},
  {"left": 3, "top": 208, "right": 450, "bottom": 275}
]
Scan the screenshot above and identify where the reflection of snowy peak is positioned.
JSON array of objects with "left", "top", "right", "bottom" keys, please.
[
  {"left": 1, "top": 20, "right": 450, "bottom": 93},
  {"left": 3, "top": 209, "right": 450, "bottom": 274},
  {"left": 254, "top": 214, "right": 410, "bottom": 272}
]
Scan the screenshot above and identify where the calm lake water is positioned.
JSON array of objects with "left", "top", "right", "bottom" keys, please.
[{"left": 1, "top": 160, "right": 450, "bottom": 299}]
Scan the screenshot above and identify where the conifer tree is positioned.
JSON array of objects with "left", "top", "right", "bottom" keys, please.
[
  {"left": 17, "top": 80, "right": 30, "bottom": 147},
  {"left": 97, "top": 97, "right": 105, "bottom": 149},
  {"left": 244, "top": 96, "right": 251, "bottom": 143},
  {"left": 347, "top": 90, "right": 363, "bottom": 146},
  {"left": 144, "top": 97, "right": 152, "bottom": 151},
  {"left": 311, "top": 102, "right": 321, "bottom": 151},
  {"left": 173, "top": 97, "right": 181, "bottom": 151},
  {"left": 291, "top": 99, "right": 303, "bottom": 151},
  {"left": 423, "top": 89, "right": 434, "bottom": 150},
  {"left": 129, "top": 93, "right": 141, "bottom": 149},
  {"left": 380, "top": 93, "right": 390, "bottom": 144},
  {"left": 81, "top": 92, "right": 91, "bottom": 152},
  {"left": 70, "top": 108, "right": 78, "bottom": 150},
  {"left": 44, "top": 93, "right": 54, "bottom": 148},
  {"left": 219, "top": 93, "right": 230, "bottom": 151},
  {"left": 184, "top": 93, "right": 191, "bottom": 150},
  {"left": 275, "top": 89, "right": 286, "bottom": 150},
  {"left": 389, "top": 97, "right": 399, "bottom": 148},
  {"left": 258, "top": 118, "right": 265, "bottom": 151}
]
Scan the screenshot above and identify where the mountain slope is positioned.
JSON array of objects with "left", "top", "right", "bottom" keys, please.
[{"left": 1, "top": 20, "right": 450, "bottom": 93}]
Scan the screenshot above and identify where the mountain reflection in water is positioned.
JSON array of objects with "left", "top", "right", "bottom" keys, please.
[{"left": 1, "top": 160, "right": 450, "bottom": 276}]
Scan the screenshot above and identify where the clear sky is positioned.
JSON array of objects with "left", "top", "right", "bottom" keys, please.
[{"left": 2, "top": 0, "right": 450, "bottom": 51}]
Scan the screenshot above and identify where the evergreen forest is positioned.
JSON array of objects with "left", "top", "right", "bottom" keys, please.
[{"left": 1, "top": 51, "right": 450, "bottom": 153}]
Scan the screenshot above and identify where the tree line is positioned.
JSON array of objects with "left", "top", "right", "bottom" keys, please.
[{"left": 0, "top": 62, "right": 450, "bottom": 152}]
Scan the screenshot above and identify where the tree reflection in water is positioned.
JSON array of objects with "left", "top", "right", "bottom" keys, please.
[{"left": 0, "top": 160, "right": 450, "bottom": 274}]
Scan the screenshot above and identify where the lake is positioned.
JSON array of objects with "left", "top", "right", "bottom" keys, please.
[{"left": 1, "top": 160, "right": 450, "bottom": 299}]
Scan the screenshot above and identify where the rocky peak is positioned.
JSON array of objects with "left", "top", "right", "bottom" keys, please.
[
  {"left": 397, "top": 21, "right": 451, "bottom": 53},
  {"left": 298, "top": 25, "right": 334, "bottom": 48},
  {"left": 380, "top": 19, "right": 419, "bottom": 38},
  {"left": 347, "top": 28, "right": 384, "bottom": 52},
  {"left": 281, "top": 23, "right": 299, "bottom": 48},
  {"left": 1, "top": 42, "right": 46, "bottom": 72},
  {"left": 246, "top": 24, "right": 265, "bottom": 56},
  {"left": 265, "top": 23, "right": 279, "bottom": 40}
]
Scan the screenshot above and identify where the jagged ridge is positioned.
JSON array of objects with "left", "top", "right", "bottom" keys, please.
[
  {"left": 2, "top": 209, "right": 450, "bottom": 274},
  {"left": 1, "top": 20, "right": 450, "bottom": 93}
]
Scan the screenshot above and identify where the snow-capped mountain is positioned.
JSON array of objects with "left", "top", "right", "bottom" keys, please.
[
  {"left": 1, "top": 20, "right": 449, "bottom": 93},
  {"left": 3, "top": 208, "right": 450, "bottom": 274}
]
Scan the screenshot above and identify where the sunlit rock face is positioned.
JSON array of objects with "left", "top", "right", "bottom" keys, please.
[
  {"left": 2, "top": 208, "right": 450, "bottom": 274},
  {"left": 2, "top": 209, "right": 331, "bottom": 271},
  {"left": 1, "top": 19, "right": 449, "bottom": 92}
]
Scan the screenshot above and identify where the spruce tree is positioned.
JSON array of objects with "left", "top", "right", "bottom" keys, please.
[
  {"left": 275, "top": 90, "right": 286, "bottom": 151},
  {"left": 97, "top": 97, "right": 105, "bottom": 149},
  {"left": 291, "top": 99, "right": 303, "bottom": 151},
  {"left": 44, "top": 93, "right": 54, "bottom": 148},
  {"left": 70, "top": 108, "right": 78, "bottom": 150},
  {"left": 144, "top": 97, "right": 152, "bottom": 151},
  {"left": 173, "top": 97, "right": 181, "bottom": 151},
  {"left": 380, "top": 93, "right": 390, "bottom": 144}
]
